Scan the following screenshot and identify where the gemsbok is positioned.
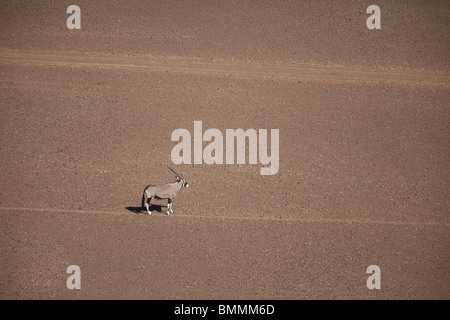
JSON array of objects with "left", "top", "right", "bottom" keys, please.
[{"left": 141, "top": 167, "right": 189, "bottom": 215}]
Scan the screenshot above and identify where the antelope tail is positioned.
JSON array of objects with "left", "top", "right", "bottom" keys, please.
[{"left": 141, "top": 189, "right": 146, "bottom": 209}]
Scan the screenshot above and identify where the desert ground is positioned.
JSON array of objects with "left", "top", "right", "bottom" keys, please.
[{"left": 0, "top": 0, "right": 449, "bottom": 299}]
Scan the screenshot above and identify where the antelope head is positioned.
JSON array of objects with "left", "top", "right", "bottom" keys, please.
[{"left": 168, "top": 167, "right": 189, "bottom": 188}]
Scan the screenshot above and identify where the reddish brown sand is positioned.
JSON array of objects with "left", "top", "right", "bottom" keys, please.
[{"left": 0, "top": 1, "right": 449, "bottom": 299}]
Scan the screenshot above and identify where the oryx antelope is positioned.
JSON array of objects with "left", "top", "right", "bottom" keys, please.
[{"left": 141, "top": 167, "right": 189, "bottom": 215}]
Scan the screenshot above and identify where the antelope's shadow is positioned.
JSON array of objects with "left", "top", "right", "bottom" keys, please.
[{"left": 125, "top": 204, "right": 166, "bottom": 214}]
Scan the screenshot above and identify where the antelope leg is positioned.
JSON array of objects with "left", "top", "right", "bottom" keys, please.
[
  {"left": 167, "top": 199, "right": 173, "bottom": 215},
  {"left": 146, "top": 197, "right": 152, "bottom": 215}
]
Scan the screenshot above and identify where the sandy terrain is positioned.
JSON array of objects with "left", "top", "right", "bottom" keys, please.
[{"left": 0, "top": 1, "right": 449, "bottom": 299}]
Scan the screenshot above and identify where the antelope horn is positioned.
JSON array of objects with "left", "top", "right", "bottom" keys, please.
[{"left": 168, "top": 166, "right": 183, "bottom": 180}]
